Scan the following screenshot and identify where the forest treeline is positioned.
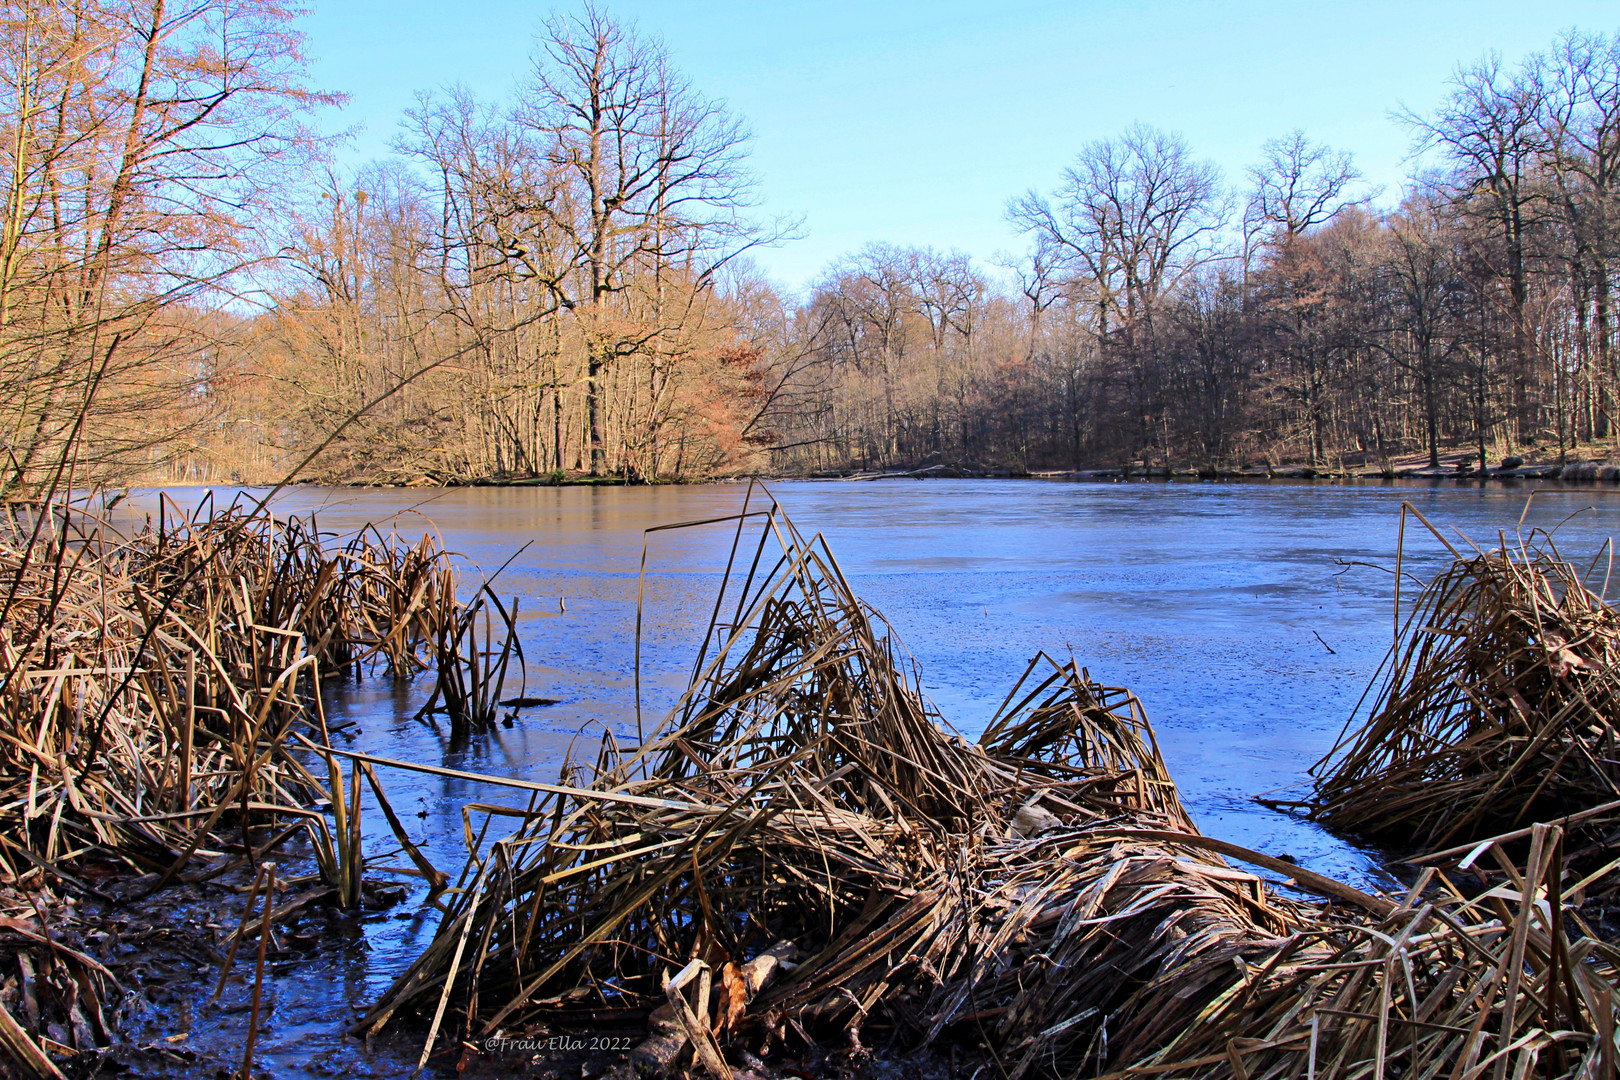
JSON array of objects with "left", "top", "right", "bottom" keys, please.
[{"left": 3, "top": 3, "right": 1619, "bottom": 490}]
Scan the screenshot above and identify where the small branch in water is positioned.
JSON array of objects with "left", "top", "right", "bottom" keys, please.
[
  {"left": 1333, "top": 557, "right": 1426, "bottom": 586},
  {"left": 1312, "top": 631, "right": 1336, "bottom": 655}
]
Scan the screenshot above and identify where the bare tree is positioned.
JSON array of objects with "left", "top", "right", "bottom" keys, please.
[
  {"left": 1540, "top": 30, "right": 1620, "bottom": 441},
  {"left": 1405, "top": 53, "right": 1547, "bottom": 438},
  {"left": 1245, "top": 130, "right": 1365, "bottom": 245},
  {"left": 1378, "top": 191, "right": 1468, "bottom": 467},
  {"left": 1011, "top": 125, "right": 1224, "bottom": 327},
  {"left": 1010, "top": 123, "right": 1225, "bottom": 454},
  {"left": 0, "top": 0, "right": 333, "bottom": 494},
  {"left": 518, "top": 4, "right": 756, "bottom": 475}
]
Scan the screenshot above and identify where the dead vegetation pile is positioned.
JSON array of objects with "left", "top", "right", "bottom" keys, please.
[
  {"left": 362, "top": 496, "right": 1620, "bottom": 1080},
  {"left": 0, "top": 493, "right": 517, "bottom": 1068},
  {"left": 1306, "top": 507, "right": 1620, "bottom": 860}
]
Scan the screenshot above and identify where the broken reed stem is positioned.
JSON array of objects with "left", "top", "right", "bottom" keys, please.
[
  {"left": 179, "top": 650, "right": 193, "bottom": 813},
  {"left": 240, "top": 862, "right": 276, "bottom": 1080},
  {"left": 212, "top": 862, "right": 268, "bottom": 1005}
]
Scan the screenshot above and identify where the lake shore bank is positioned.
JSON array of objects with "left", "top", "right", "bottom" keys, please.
[{"left": 260, "top": 458, "right": 1620, "bottom": 489}]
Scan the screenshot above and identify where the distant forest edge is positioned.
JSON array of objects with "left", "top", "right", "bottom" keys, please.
[{"left": 6, "top": 4, "right": 1620, "bottom": 492}]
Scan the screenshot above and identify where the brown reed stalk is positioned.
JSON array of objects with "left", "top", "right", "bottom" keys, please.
[{"left": 239, "top": 862, "right": 276, "bottom": 1080}]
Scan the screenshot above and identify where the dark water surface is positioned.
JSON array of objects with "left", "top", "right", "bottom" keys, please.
[{"left": 110, "top": 479, "right": 1620, "bottom": 1077}]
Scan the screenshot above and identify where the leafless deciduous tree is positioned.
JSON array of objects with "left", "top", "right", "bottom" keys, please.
[
  {"left": 519, "top": 4, "right": 759, "bottom": 475},
  {"left": 0, "top": 0, "right": 333, "bottom": 494},
  {"left": 1245, "top": 130, "right": 1365, "bottom": 245}
]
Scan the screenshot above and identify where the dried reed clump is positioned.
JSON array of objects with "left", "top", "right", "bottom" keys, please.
[
  {"left": 0, "top": 493, "right": 512, "bottom": 894},
  {"left": 363, "top": 495, "right": 1620, "bottom": 1080},
  {"left": 1102, "top": 822, "right": 1619, "bottom": 1080},
  {"left": 1307, "top": 517, "right": 1620, "bottom": 858},
  {"left": 0, "top": 491, "right": 532, "bottom": 1073}
]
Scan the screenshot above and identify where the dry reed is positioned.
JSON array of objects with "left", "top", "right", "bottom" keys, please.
[
  {"left": 0, "top": 492, "right": 517, "bottom": 1070},
  {"left": 1306, "top": 505, "right": 1620, "bottom": 860}
]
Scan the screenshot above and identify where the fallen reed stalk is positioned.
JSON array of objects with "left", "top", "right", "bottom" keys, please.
[{"left": 361, "top": 489, "right": 1620, "bottom": 1080}]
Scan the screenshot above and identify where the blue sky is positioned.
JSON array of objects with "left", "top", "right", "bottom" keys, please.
[{"left": 303, "top": 0, "right": 1619, "bottom": 293}]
